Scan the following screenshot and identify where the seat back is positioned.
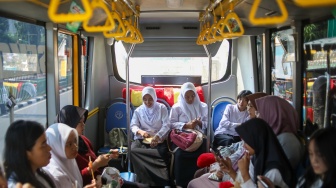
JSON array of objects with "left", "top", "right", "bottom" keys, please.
[
  {"left": 105, "top": 98, "right": 134, "bottom": 133},
  {"left": 157, "top": 98, "right": 171, "bottom": 115},
  {"left": 210, "top": 96, "right": 236, "bottom": 142}
]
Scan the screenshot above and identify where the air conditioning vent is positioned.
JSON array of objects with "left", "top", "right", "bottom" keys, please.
[
  {"left": 183, "top": 26, "right": 198, "bottom": 30},
  {"left": 146, "top": 26, "right": 161, "bottom": 30}
]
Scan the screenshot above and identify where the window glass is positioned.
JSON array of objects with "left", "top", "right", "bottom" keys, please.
[
  {"left": 271, "top": 29, "right": 295, "bottom": 104},
  {"left": 303, "top": 19, "right": 336, "bottom": 128},
  {"left": 0, "top": 17, "right": 46, "bottom": 159},
  {"left": 58, "top": 33, "right": 73, "bottom": 108},
  {"left": 115, "top": 40, "right": 230, "bottom": 84}
]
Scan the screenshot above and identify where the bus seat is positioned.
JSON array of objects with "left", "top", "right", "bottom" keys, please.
[
  {"left": 98, "top": 98, "right": 134, "bottom": 154},
  {"left": 210, "top": 97, "right": 236, "bottom": 143},
  {"left": 157, "top": 98, "right": 171, "bottom": 115}
]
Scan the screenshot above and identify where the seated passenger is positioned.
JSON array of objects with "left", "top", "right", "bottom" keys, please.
[
  {"left": 169, "top": 82, "right": 208, "bottom": 188},
  {"left": 56, "top": 105, "right": 118, "bottom": 186},
  {"left": 251, "top": 95, "right": 304, "bottom": 169},
  {"left": 213, "top": 90, "right": 252, "bottom": 149},
  {"left": 245, "top": 92, "right": 268, "bottom": 118},
  {"left": 225, "top": 118, "right": 295, "bottom": 188},
  {"left": 130, "top": 86, "right": 172, "bottom": 187},
  {"left": 258, "top": 127, "right": 336, "bottom": 188},
  {"left": 4, "top": 120, "right": 55, "bottom": 188},
  {"left": 43, "top": 123, "right": 97, "bottom": 188}
]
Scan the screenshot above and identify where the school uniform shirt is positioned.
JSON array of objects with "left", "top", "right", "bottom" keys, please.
[
  {"left": 169, "top": 102, "right": 208, "bottom": 134},
  {"left": 131, "top": 102, "right": 170, "bottom": 140},
  {"left": 240, "top": 168, "right": 288, "bottom": 188},
  {"left": 43, "top": 123, "right": 83, "bottom": 188},
  {"left": 296, "top": 178, "right": 323, "bottom": 188},
  {"left": 214, "top": 104, "right": 249, "bottom": 136},
  {"left": 7, "top": 171, "right": 54, "bottom": 188}
]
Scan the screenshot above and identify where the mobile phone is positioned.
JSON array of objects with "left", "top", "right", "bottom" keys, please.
[
  {"left": 210, "top": 148, "right": 222, "bottom": 158},
  {"left": 257, "top": 176, "right": 269, "bottom": 188}
]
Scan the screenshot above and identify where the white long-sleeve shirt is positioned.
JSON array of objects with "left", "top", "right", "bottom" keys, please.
[
  {"left": 240, "top": 168, "right": 289, "bottom": 188},
  {"left": 130, "top": 103, "right": 170, "bottom": 140},
  {"left": 214, "top": 104, "right": 249, "bottom": 136},
  {"left": 169, "top": 102, "right": 208, "bottom": 134}
]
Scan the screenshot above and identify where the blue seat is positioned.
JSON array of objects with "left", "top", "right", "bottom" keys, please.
[
  {"left": 210, "top": 96, "right": 236, "bottom": 142},
  {"left": 98, "top": 98, "right": 134, "bottom": 154}
]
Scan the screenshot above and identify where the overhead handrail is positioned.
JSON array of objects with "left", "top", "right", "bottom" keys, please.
[
  {"left": 294, "top": 0, "right": 336, "bottom": 7},
  {"left": 48, "top": 0, "right": 92, "bottom": 23},
  {"left": 211, "top": 2, "right": 228, "bottom": 41},
  {"left": 103, "top": 4, "right": 127, "bottom": 38},
  {"left": 249, "top": 0, "right": 288, "bottom": 25},
  {"left": 82, "top": 0, "right": 115, "bottom": 32},
  {"left": 214, "top": 2, "right": 232, "bottom": 39}
]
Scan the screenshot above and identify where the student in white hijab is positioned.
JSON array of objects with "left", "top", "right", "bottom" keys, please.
[
  {"left": 169, "top": 82, "right": 208, "bottom": 188},
  {"left": 130, "top": 86, "right": 172, "bottom": 187},
  {"left": 44, "top": 123, "right": 97, "bottom": 188}
]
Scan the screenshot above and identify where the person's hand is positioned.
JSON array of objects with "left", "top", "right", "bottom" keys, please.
[
  {"left": 237, "top": 152, "right": 251, "bottom": 182},
  {"left": 150, "top": 135, "right": 160, "bottom": 147},
  {"left": 15, "top": 183, "right": 34, "bottom": 188},
  {"left": 96, "top": 175, "right": 102, "bottom": 188},
  {"left": 257, "top": 175, "right": 275, "bottom": 188},
  {"left": 94, "top": 154, "right": 110, "bottom": 169},
  {"left": 138, "top": 130, "right": 149, "bottom": 138},
  {"left": 108, "top": 149, "right": 119, "bottom": 159},
  {"left": 217, "top": 156, "right": 236, "bottom": 180},
  {"left": 84, "top": 179, "right": 97, "bottom": 188}
]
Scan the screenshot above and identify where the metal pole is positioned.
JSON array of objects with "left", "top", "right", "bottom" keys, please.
[
  {"left": 126, "top": 44, "right": 135, "bottom": 173},
  {"left": 203, "top": 45, "right": 212, "bottom": 152}
]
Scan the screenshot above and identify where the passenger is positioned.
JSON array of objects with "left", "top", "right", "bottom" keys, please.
[
  {"left": 169, "top": 82, "right": 208, "bottom": 188},
  {"left": 130, "top": 86, "right": 172, "bottom": 187},
  {"left": 252, "top": 95, "right": 303, "bottom": 169},
  {"left": 245, "top": 92, "right": 268, "bottom": 118},
  {"left": 188, "top": 93, "right": 267, "bottom": 188},
  {"left": 213, "top": 90, "right": 252, "bottom": 149},
  {"left": 258, "top": 127, "right": 336, "bottom": 188},
  {"left": 56, "top": 105, "right": 118, "bottom": 186},
  {"left": 4, "top": 120, "right": 56, "bottom": 188},
  {"left": 229, "top": 118, "right": 296, "bottom": 188},
  {"left": 43, "top": 123, "right": 97, "bottom": 188}
]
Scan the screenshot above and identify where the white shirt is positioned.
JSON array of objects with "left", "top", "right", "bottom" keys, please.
[
  {"left": 131, "top": 103, "right": 170, "bottom": 140},
  {"left": 214, "top": 104, "right": 249, "bottom": 136},
  {"left": 169, "top": 101, "right": 208, "bottom": 134},
  {"left": 240, "top": 168, "right": 289, "bottom": 188},
  {"left": 296, "top": 177, "right": 323, "bottom": 188}
]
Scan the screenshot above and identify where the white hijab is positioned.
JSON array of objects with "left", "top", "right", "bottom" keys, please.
[
  {"left": 141, "top": 86, "right": 160, "bottom": 124},
  {"left": 178, "top": 82, "right": 202, "bottom": 121},
  {"left": 44, "top": 123, "right": 83, "bottom": 188}
]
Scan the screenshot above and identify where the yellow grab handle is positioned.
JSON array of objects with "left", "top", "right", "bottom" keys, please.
[
  {"left": 82, "top": 0, "right": 115, "bottom": 32},
  {"left": 48, "top": 0, "right": 92, "bottom": 23},
  {"left": 103, "top": 12, "right": 127, "bottom": 38},
  {"left": 223, "top": 12, "right": 244, "bottom": 37},
  {"left": 294, "top": 0, "right": 336, "bottom": 7},
  {"left": 249, "top": 0, "right": 288, "bottom": 25}
]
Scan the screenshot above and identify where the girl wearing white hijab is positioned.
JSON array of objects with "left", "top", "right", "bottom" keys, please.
[
  {"left": 169, "top": 82, "right": 208, "bottom": 188},
  {"left": 44, "top": 123, "right": 97, "bottom": 188},
  {"left": 130, "top": 86, "right": 172, "bottom": 187}
]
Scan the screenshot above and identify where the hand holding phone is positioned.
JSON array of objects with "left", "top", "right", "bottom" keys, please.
[{"left": 257, "top": 176, "right": 269, "bottom": 188}]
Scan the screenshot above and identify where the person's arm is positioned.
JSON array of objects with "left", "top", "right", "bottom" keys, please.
[
  {"left": 130, "top": 110, "right": 146, "bottom": 137},
  {"left": 156, "top": 106, "right": 170, "bottom": 139},
  {"left": 216, "top": 105, "right": 241, "bottom": 133},
  {"left": 240, "top": 169, "right": 288, "bottom": 188},
  {"left": 198, "top": 103, "right": 208, "bottom": 132},
  {"left": 169, "top": 105, "right": 186, "bottom": 130}
]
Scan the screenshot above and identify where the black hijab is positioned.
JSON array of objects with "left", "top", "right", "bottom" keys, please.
[
  {"left": 56, "top": 105, "right": 89, "bottom": 154},
  {"left": 235, "top": 118, "right": 296, "bottom": 187}
]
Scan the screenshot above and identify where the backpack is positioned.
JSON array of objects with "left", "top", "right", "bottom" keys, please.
[{"left": 109, "top": 128, "right": 128, "bottom": 149}]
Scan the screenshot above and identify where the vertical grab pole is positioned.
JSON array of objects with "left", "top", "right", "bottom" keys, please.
[
  {"left": 126, "top": 44, "right": 135, "bottom": 173},
  {"left": 203, "top": 45, "right": 212, "bottom": 152}
]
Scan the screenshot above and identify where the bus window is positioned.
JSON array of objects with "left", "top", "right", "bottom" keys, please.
[
  {"left": 303, "top": 18, "right": 336, "bottom": 128},
  {"left": 114, "top": 40, "right": 230, "bottom": 84},
  {"left": 0, "top": 16, "right": 46, "bottom": 158},
  {"left": 58, "top": 32, "right": 73, "bottom": 108},
  {"left": 271, "top": 29, "right": 295, "bottom": 104}
]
